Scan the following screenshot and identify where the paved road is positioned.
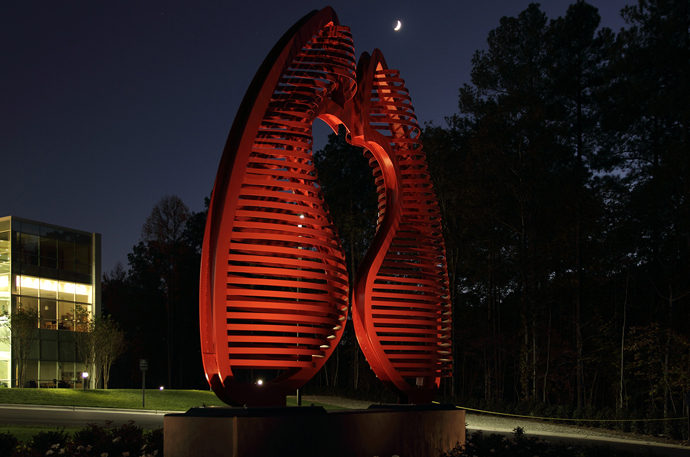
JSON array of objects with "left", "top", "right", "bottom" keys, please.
[
  {"left": 465, "top": 426, "right": 690, "bottom": 457},
  {"left": 463, "top": 412, "right": 690, "bottom": 457},
  {"left": 0, "top": 404, "right": 166, "bottom": 430},
  {"left": 302, "top": 396, "right": 690, "bottom": 457},
  {"left": 1, "top": 402, "right": 688, "bottom": 456}
]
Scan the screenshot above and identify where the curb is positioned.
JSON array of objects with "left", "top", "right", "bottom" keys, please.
[{"left": 0, "top": 403, "right": 177, "bottom": 415}]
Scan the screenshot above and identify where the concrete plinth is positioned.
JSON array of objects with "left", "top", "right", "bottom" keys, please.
[{"left": 164, "top": 404, "right": 465, "bottom": 457}]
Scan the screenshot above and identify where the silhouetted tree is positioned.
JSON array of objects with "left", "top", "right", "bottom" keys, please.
[
  {"left": 104, "top": 197, "right": 208, "bottom": 389},
  {"left": 7, "top": 307, "right": 38, "bottom": 388},
  {"left": 604, "top": 0, "right": 690, "bottom": 417},
  {"left": 140, "top": 195, "right": 191, "bottom": 388},
  {"left": 74, "top": 315, "right": 127, "bottom": 389}
]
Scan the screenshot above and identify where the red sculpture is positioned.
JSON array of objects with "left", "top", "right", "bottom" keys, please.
[
  {"left": 200, "top": 7, "right": 451, "bottom": 407},
  {"left": 350, "top": 51, "right": 453, "bottom": 405}
]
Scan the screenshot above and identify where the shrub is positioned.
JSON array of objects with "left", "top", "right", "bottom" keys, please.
[
  {"left": 24, "top": 429, "right": 69, "bottom": 457},
  {"left": 145, "top": 427, "right": 164, "bottom": 454},
  {"left": 3, "top": 422, "right": 163, "bottom": 457},
  {"left": 643, "top": 411, "right": 663, "bottom": 436},
  {"left": 71, "top": 422, "right": 112, "bottom": 451},
  {"left": 65, "top": 421, "right": 159, "bottom": 457},
  {"left": 0, "top": 431, "right": 18, "bottom": 456},
  {"left": 555, "top": 404, "right": 572, "bottom": 423},
  {"left": 614, "top": 409, "right": 632, "bottom": 433}
]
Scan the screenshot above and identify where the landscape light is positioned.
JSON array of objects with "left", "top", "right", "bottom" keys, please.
[
  {"left": 159, "top": 386, "right": 164, "bottom": 391},
  {"left": 257, "top": 379, "right": 263, "bottom": 386}
]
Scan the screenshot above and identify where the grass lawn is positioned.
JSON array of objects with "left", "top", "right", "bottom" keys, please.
[
  {"left": 0, "top": 423, "right": 84, "bottom": 444},
  {"left": 0, "top": 389, "right": 343, "bottom": 443},
  {"left": 0, "top": 388, "right": 225, "bottom": 411},
  {"left": 0, "top": 388, "right": 343, "bottom": 411}
]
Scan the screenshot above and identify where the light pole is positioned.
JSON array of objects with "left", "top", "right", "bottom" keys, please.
[
  {"left": 140, "top": 360, "right": 148, "bottom": 408},
  {"left": 296, "top": 216, "right": 303, "bottom": 406}
]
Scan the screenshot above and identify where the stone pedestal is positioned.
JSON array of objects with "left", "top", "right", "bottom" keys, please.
[{"left": 164, "top": 404, "right": 465, "bottom": 457}]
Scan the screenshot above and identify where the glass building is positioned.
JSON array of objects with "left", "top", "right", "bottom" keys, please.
[{"left": 0, "top": 216, "right": 101, "bottom": 388}]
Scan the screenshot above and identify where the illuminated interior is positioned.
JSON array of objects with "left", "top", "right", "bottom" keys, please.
[
  {"left": 14, "top": 275, "right": 93, "bottom": 330},
  {"left": 0, "top": 227, "right": 10, "bottom": 387},
  {"left": 0, "top": 217, "right": 100, "bottom": 388}
]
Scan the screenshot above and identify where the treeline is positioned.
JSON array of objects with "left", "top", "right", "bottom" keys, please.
[
  {"left": 421, "top": 0, "right": 690, "bottom": 416},
  {"left": 102, "top": 195, "right": 208, "bottom": 390}
]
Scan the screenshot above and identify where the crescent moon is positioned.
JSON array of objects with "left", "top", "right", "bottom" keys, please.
[{"left": 394, "top": 20, "right": 402, "bottom": 31}]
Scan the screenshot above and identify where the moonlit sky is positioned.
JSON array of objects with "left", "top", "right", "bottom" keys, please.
[{"left": 1, "top": 1, "right": 632, "bottom": 273}]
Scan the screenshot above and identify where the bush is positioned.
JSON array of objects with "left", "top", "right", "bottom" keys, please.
[
  {"left": 0, "top": 432, "right": 18, "bottom": 456},
  {"left": 71, "top": 423, "right": 111, "bottom": 451},
  {"left": 2, "top": 422, "right": 163, "bottom": 457},
  {"left": 615, "top": 409, "right": 631, "bottom": 433},
  {"left": 23, "top": 429, "right": 69, "bottom": 457},
  {"left": 66, "top": 421, "right": 160, "bottom": 457},
  {"left": 555, "top": 404, "right": 572, "bottom": 423},
  {"left": 145, "top": 427, "right": 164, "bottom": 453},
  {"left": 643, "top": 411, "right": 663, "bottom": 436}
]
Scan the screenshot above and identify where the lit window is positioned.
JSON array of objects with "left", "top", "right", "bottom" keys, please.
[
  {"left": 40, "top": 279, "right": 57, "bottom": 292},
  {"left": 17, "top": 276, "right": 92, "bottom": 304}
]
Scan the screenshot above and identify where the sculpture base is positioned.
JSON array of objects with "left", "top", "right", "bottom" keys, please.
[{"left": 164, "top": 404, "right": 465, "bottom": 457}]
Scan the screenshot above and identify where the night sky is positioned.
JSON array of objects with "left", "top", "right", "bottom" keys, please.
[{"left": 2, "top": 1, "right": 631, "bottom": 273}]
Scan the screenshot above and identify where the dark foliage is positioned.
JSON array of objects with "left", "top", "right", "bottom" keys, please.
[
  {"left": 103, "top": 195, "right": 209, "bottom": 390},
  {"left": 422, "top": 0, "right": 690, "bottom": 422},
  {"left": 442, "top": 427, "right": 667, "bottom": 457},
  {"left": 24, "top": 429, "right": 69, "bottom": 456},
  {"left": 4, "top": 422, "right": 163, "bottom": 457},
  {"left": 0, "top": 432, "right": 18, "bottom": 457}
]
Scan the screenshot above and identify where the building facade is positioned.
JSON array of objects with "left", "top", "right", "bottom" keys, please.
[{"left": 0, "top": 216, "right": 101, "bottom": 388}]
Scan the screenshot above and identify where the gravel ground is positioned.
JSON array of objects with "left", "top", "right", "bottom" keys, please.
[{"left": 301, "top": 396, "right": 689, "bottom": 450}]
